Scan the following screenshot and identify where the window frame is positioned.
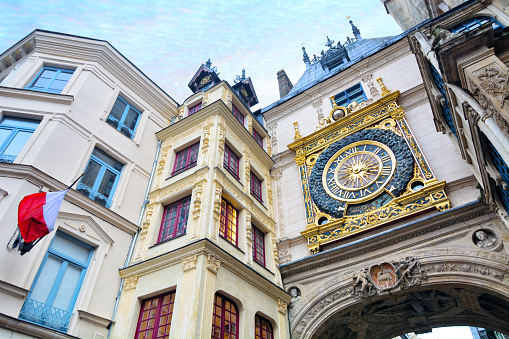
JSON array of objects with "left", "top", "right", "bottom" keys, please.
[
  {"left": 223, "top": 144, "right": 240, "bottom": 180},
  {"left": 172, "top": 142, "right": 200, "bottom": 176},
  {"left": 77, "top": 148, "right": 123, "bottom": 208},
  {"left": 253, "top": 129, "right": 263, "bottom": 148},
  {"left": 0, "top": 116, "right": 39, "bottom": 163},
  {"left": 26, "top": 66, "right": 74, "bottom": 94},
  {"left": 449, "top": 16, "right": 504, "bottom": 33},
  {"left": 211, "top": 293, "right": 239, "bottom": 339},
  {"left": 158, "top": 195, "right": 192, "bottom": 243},
  {"left": 135, "top": 291, "right": 176, "bottom": 339},
  {"left": 188, "top": 102, "right": 202, "bottom": 115},
  {"left": 255, "top": 314, "right": 273, "bottom": 339},
  {"left": 219, "top": 198, "right": 238, "bottom": 246},
  {"left": 106, "top": 95, "right": 142, "bottom": 139},
  {"left": 253, "top": 226, "right": 265, "bottom": 267},
  {"left": 332, "top": 83, "right": 366, "bottom": 108},
  {"left": 250, "top": 171, "right": 263, "bottom": 204},
  {"left": 19, "top": 232, "right": 94, "bottom": 332},
  {"left": 231, "top": 104, "right": 245, "bottom": 125}
]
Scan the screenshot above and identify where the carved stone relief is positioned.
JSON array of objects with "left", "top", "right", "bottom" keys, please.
[
  {"left": 271, "top": 167, "right": 287, "bottom": 239},
  {"left": 361, "top": 72, "right": 380, "bottom": 101},
  {"left": 206, "top": 254, "right": 221, "bottom": 274}
]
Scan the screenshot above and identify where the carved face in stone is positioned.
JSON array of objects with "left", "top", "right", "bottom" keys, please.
[
  {"left": 290, "top": 288, "right": 299, "bottom": 297},
  {"left": 476, "top": 230, "right": 486, "bottom": 241}
]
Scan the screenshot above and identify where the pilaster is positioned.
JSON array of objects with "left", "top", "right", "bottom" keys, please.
[
  {"left": 173, "top": 255, "right": 199, "bottom": 338},
  {"left": 110, "top": 276, "right": 138, "bottom": 339}
]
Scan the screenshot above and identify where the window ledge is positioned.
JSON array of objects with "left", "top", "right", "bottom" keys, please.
[
  {"left": 0, "top": 86, "right": 74, "bottom": 105},
  {"left": 219, "top": 236, "right": 245, "bottom": 254},
  {"left": 0, "top": 279, "right": 29, "bottom": 299},
  {"left": 254, "top": 260, "right": 275, "bottom": 275},
  {"left": 78, "top": 310, "right": 111, "bottom": 328}
]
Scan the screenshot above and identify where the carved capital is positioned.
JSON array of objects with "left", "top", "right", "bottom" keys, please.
[
  {"left": 123, "top": 276, "right": 138, "bottom": 291},
  {"left": 182, "top": 255, "right": 198, "bottom": 272},
  {"left": 277, "top": 299, "right": 288, "bottom": 315},
  {"left": 206, "top": 254, "right": 221, "bottom": 274}
]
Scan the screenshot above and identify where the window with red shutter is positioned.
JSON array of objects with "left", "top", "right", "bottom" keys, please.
[
  {"left": 253, "top": 129, "right": 263, "bottom": 147},
  {"left": 223, "top": 144, "right": 240, "bottom": 180},
  {"left": 135, "top": 291, "right": 176, "bottom": 339},
  {"left": 211, "top": 294, "right": 238, "bottom": 339},
  {"left": 219, "top": 198, "right": 238, "bottom": 246},
  {"left": 158, "top": 196, "right": 191, "bottom": 242},
  {"left": 255, "top": 315, "right": 273, "bottom": 339},
  {"left": 253, "top": 226, "right": 265, "bottom": 266},
  {"left": 188, "top": 102, "right": 202, "bottom": 115},
  {"left": 250, "top": 171, "right": 263, "bottom": 203},
  {"left": 172, "top": 142, "right": 199, "bottom": 176},
  {"left": 231, "top": 104, "right": 245, "bottom": 125}
]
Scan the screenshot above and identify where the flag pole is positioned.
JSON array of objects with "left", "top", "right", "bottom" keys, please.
[{"left": 68, "top": 173, "right": 84, "bottom": 190}]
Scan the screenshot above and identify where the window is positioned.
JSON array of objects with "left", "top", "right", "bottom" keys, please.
[
  {"left": 429, "top": 63, "right": 456, "bottom": 136},
  {"left": 135, "top": 291, "right": 176, "bottom": 339},
  {"left": 253, "top": 129, "right": 263, "bottom": 147},
  {"left": 332, "top": 83, "right": 366, "bottom": 107},
  {"left": 188, "top": 102, "right": 202, "bottom": 115},
  {"left": 486, "top": 137, "right": 509, "bottom": 214},
  {"left": 106, "top": 95, "right": 142, "bottom": 139},
  {"left": 19, "top": 233, "right": 93, "bottom": 332},
  {"left": 224, "top": 144, "right": 240, "bottom": 180},
  {"left": 450, "top": 16, "right": 504, "bottom": 33},
  {"left": 255, "top": 315, "right": 273, "bottom": 339},
  {"left": 250, "top": 171, "right": 263, "bottom": 203},
  {"left": 77, "top": 148, "right": 123, "bottom": 208},
  {"left": 231, "top": 104, "right": 244, "bottom": 125},
  {"left": 253, "top": 226, "right": 265, "bottom": 266},
  {"left": 0, "top": 116, "right": 39, "bottom": 163},
  {"left": 211, "top": 294, "right": 238, "bottom": 339},
  {"left": 26, "top": 66, "right": 74, "bottom": 94},
  {"left": 220, "top": 198, "right": 238, "bottom": 246},
  {"left": 172, "top": 143, "right": 199, "bottom": 176},
  {"left": 158, "top": 196, "right": 191, "bottom": 242}
]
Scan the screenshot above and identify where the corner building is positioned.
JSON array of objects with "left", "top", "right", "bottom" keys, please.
[{"left": 111, "top": 64, "right": 291, "bottom": 339}]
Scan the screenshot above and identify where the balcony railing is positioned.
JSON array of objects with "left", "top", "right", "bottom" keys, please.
[
  {"left": 0, "top": 154, "right": 15, "bottom": 163},
  {"left": 106, "top": 116, "right": 135, "bottom": 138},
  {"left": 76, "top": 182, "right": 113, "bottom": 208},
  {"left": 20, "top": 298, "right": 73, "bottom": 332}
]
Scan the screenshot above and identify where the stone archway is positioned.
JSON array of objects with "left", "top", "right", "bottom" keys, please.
[{"left": 288, "top": 250, "right": 509, "bottom": 339}]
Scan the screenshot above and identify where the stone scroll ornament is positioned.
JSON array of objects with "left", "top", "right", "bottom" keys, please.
[{"left": 351, "top": 257, "right": 426, "bottom": 298}]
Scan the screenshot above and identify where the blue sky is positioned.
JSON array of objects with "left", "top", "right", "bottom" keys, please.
[{"left": 0, "top": 0, "right": 403, "bottom": 109}]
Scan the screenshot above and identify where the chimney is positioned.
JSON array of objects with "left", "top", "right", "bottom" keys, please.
[{"left": 277, "top": 69, "right": 293, "bottom": 98}]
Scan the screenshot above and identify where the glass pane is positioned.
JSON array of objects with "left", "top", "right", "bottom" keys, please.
[
  {"left": 124, "top": 108, "right": 140, "bottom": 130},
  {"left": 30, "top": 255, "right": 63, "bottom": 303},
  {"left": 32, "top": 69, "right": 56, "bottom": 88},
  {"left": 110, "top": 98, "right": 127, "bottom": 120},
  {"left": 49, "top": 79, "right": 68, "bottom": 92},
  {"left": 3, "top": 130, "right": 33, "bottom": 155},
  {"left": 82, "top": 160, "right": 102, "bottom": 188},
  {"left": 97, "top": 169, "right": 117, "bottom": 197},
  {"left": 56, "top": 70, "right": 73, "bottom": 81},
  {"left": 92, "top": 148, "right": 123, "bottom": 172},
  {"left": 0, "top": 128, "right": 13, "bottom": 149},
  {"left": 51, "top": 234, "right": 91, "bottom": 264},
  {"left": 53, "top": 263, "right": 82, "bottom": 310},
  {"left": 0, "top": 117, "right": 39, "bottom": 129}
]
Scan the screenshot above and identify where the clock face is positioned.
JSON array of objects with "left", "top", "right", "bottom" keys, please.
[
  {"left": 322, "top": 141, "right": 396, "bottom": 203},
  {"left": 309, "top": 129, "right": 414, "bottom": 219}
]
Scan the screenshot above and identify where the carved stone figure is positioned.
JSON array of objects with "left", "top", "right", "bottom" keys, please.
[
  {"left": 474, "top": 230, "right": 497, "bottom": 249},
  {"left": 431, "top": 25, "right": 460, "bottom": 50},
  {"left": 352, "top": 269, "right": 373, "bottom": 296},
  {"left": 290, "top": 287, "right": 301, "bottom": 305}
]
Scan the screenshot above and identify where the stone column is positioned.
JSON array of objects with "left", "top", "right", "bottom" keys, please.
[
  {"left": 173, "top": 255, "right": 199, "bottom": 338},
  {"left": 110, "top": 276, "right": 138, "bottom": 339},
  {"left": 198, "top": 255, "right": 221, "bottom": 338},
  {"left": 277, "top": 299, "right": 288, "bottom": 339}
]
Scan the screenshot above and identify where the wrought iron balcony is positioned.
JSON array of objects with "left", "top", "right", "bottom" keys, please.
[
  {"left": 0, "top": 154, "right": 15, "bottom": 163},
  {"left": 76, "top": 182, "right": 113, "bottom": 208},
  {"left": 20, "top": 298, "right": 73, "bottom": 332}
]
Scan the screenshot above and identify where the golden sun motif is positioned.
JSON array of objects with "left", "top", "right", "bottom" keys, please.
[{"left": 336, "top": 153, "right": 381, "bottom": 190}]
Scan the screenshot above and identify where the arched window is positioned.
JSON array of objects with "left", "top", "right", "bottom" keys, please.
[
  {"left": 450, "top": 16, "right": 504, "bottom": 33},
  {"left": 212, "top": 293, "right": 239, "bottom": 339},
  {"left": 255, "top": 315, "right": 273, "bottom": 339}
]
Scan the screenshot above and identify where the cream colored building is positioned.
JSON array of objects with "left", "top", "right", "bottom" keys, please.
[
  {"left": 0, "top": 30, "right": 177, "bottom": 338},
  {"left": 111, "top": 65, "right": 291, "bottom": 339}
]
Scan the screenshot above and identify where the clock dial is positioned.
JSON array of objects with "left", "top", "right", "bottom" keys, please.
[
  {"left": 323, "top": 141, "right": 396, "bottom": 203},
  {"left": 309, "top": 129, "right": 414, "bottom": 219}
]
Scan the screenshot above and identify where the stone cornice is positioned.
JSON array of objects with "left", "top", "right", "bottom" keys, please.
[
  {"left": 157, "top": 99, "right": 274, "bottom": 168},
  {"left": 0, "top": 313, "right": 80, "bottom": 339},
  {"left": 280, "top": 201, "right": 492, "bottom": 280},
  {"left": 28, "top": 30, "right": 178, "bottom": 118},
  {"left": 0, "top": 163, "right": 138, "bottom": 234},
  {"left": 120, "top": 238, "right": 291, "bottom": 303},
  {"left": 78, "top": 310, "right": 111, "bottom": 327},
  {"left": 0, "top": 86, "right": 74, "bottom": 105},
  {"left": 0, "top": 280, "right": 29, "bottom": 299}
]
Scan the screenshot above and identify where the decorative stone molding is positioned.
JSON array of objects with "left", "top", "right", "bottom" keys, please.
[
  {"left": 182, "top": 255, "right": 198, "bottom": 272},
  {"left": 154, "top": 145, "right": 171, "bottom": 189},
  {"left": 218, "top": 128, "right": 226, "bottom": 159},
  {"left": 361, "top": 72, "right": 379, "bottom": 101},
  {"left": 226, "top": 91, "right": 233, "bottom": 110},
  {"left": 123, "top": 276, "right": 138, "bottom": 291},
  {"left": 277, "top": 240, "right": 292, "bottom": 264},
  {"left": 277, "top": 299, "right": 288, "bottom": 315},
  {"left": 245, "top": 155, "right": 251, "bottom": 185},
  {"left": 248, "top": 116, "right": 253, "bottom": 134},
  {"left": 272, "top": 233, "right": 280, "bottom": 266},
  {"left": 134, "top": 205, "right": 154, "bottom": 261},
  {"left": 312, "top": 99, "right": 324, "bottom": 122},
  {"left": 271, "top": 167, "right": 287, "bottom": 239},
  {"left": 246, "top": 211, "right": 253, "bottom": 265},
  {"left": 293, "top": 122, "right": 302, "bottom": 140},
  {"left": 201, "top": 127, "right": 211, "bottom": 166},
  {"left": 206, "top": 254, "right": 221, "bottom": 274},
  {"left": 212, "top": 183, "right": 223, "bottom": 240},
  {"left": 191, "top": 183, "right": 203, "bottom": 239},
  {"left": 267, "top": 121, "right": 278, "bottom": 155}
]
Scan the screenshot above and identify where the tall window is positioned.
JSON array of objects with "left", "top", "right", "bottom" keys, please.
[
  {"left": 158, "top": 196, "right": 191, "bottom": 242},
  {"left": 231, "top": 104, "right": 244, "bottom": 125},
  {"left": 450, "top": 16, "right": 504, "bottom": 33},
  {"left": 220, "top": 198, "right": 238, "bottom": 246},
  {"left": 106, "top": 95, "right": 141, "bottom": 139},
  {"left": 0, "top": 116, "right": 39, "bottom": 163},
  {"left": 172, "top": 143, "right": 199, "bottom": 176},
  {"left": 429, "top": 63, "right": 456, "bottom": 136},
  {"left": 486, "top": 137, "right": 509, "bottom": 214},
  {"left": 255, "top": 315, "right": 273, "bottom": 339},
  {"left": 253, "top": 129, "right": 263, "bottom": 147},
  {"left": 250, "top": 171, "right": 263, "bottom": 203},
  {"left": 188, "top": 102, "right": 202, "bottom": 115},
  {"left": 332, "top": 83, "right": 366, "bottom": 107},
  {"left": 20, "top": 233, "right": 93, "bottom": 332},
  {"left": 224, "top": 145, "right": 240, "bottom": 180},
  {"left": 212, "top": 294, "right": 238, "bottom": 339},
  {"left": 253, "top": 226, "right": 265, "bottom": 266},
  {"left": 135, "top": 291, "right": 176, "bottom": 339},
  {"left": 77, "top": 148, "right": 123, "bottom": 208},
  {"left": 26, "top": 66, "right": 74, "bottom": 94}
]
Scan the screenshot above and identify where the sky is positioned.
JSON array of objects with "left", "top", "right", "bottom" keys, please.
[
  {"left": 417, "top": 326, "right": 475, "bottom": 339},
  {"left": 0, "top": 0, "right": 403, "bottom": 109}
]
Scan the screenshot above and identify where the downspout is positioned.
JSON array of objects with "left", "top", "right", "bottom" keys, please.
[{"left": 107, "top": 139, "right": 162, "bottom": 338}]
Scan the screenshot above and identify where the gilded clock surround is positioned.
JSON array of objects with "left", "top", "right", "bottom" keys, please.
[{"left": 288, "top": 87, "right": 450, "bottom": 253}]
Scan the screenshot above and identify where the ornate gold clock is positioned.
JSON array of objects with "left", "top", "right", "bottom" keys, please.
[{"left": 288, "top": 81, "right": 450, "bottom": 254}]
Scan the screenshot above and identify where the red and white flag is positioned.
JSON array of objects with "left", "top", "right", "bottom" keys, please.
[{"left": 18, "top": 190, "right": 68, "bottom": 243}]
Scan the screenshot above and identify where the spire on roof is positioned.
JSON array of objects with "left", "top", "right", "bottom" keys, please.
[
  {"left": 302, "top": 46, "right": 310, "bottom": 65},
  {"left": 325, "top": 36, "right": 335, "bottom": 48},
  {"left": 350, "top": 19, "right": 362, "bottom": 40},
  {"left": 205, "top": 58, "right": 212, "bottom": 68},
  {"left": 235, "top": 69, "right": 246, "bottom": 83}
]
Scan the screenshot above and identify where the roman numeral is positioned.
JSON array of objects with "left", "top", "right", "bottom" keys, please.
[
  {"left": 381, "top": 166, "right": 391, "bottom": 176},
  {"left": 381, "top": 155, "right": 391, "bottom": 163}
]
